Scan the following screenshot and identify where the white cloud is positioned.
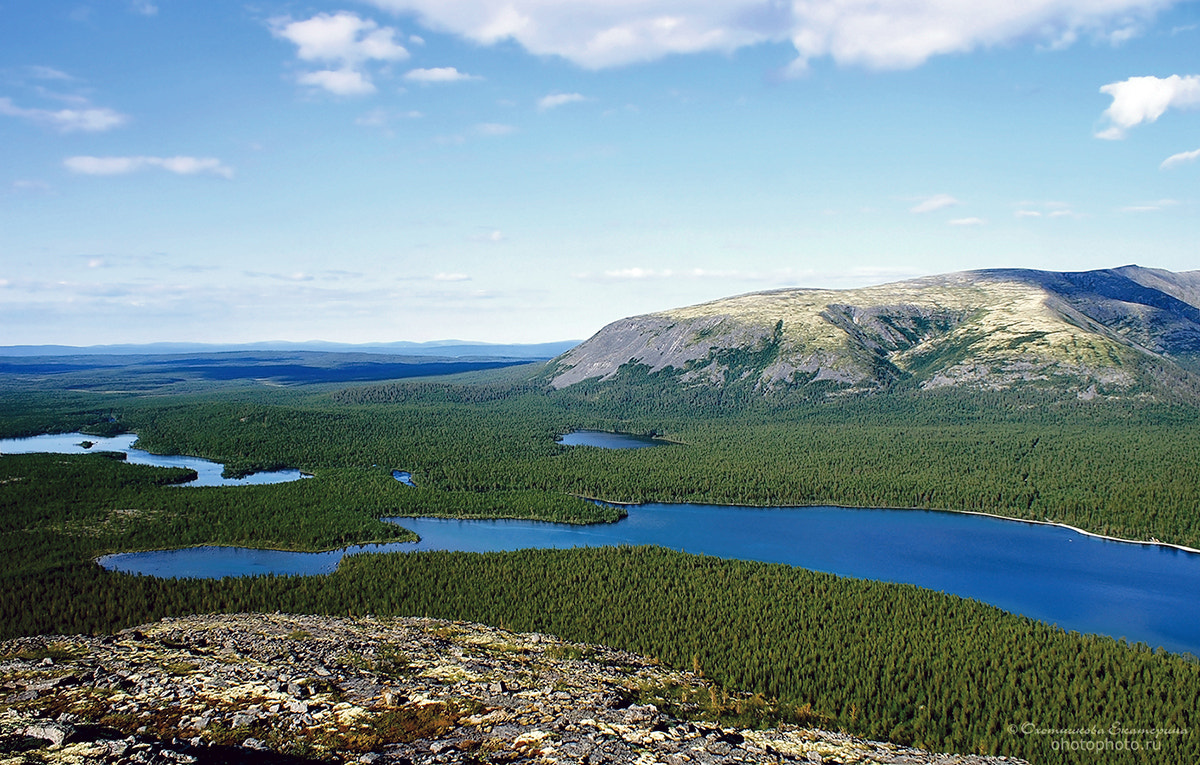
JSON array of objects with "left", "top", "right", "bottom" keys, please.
[
  {"left": 274, "top": 12, "right": 408, "bottom": 64},
  {"left": 273, "top": 12, "right": 408, "bottom": 95},
  {"left": 475, "top": 122, "right": 515, "bottom": 136},
  {"left": 948, "top": 217, "right": 985, "bottom": 226},
  {"left": 538, "top": 92, "right": 586, "bottom": 110},
  {"left": 24, "top": 65, "right": 73, "bottom": 81},
  {"left": 404, "top": 67, "right": 479, "bottom": 83},
  {"left": 64, "top": 156, "right": 234, "bottom": 179},
  {"left": 298, "top": 68, "right": 376, "bottom": 95},
  {"left": 130, "top": 0, "right": 158, "bottom": 16},
  {"left": 356, "top": 108, "right": 424, "bottom": 128},
  {"left": 364, "top": 0, "right": 1175, "bottom": 71},
  {"left": 602, "top": 267, "right": 673, "bottom": 280},
  {"left": 1016, "top": 201, "right": 1083, "bottom": 219},
  {"left": 1096, "top": 74, "right": 1200, "bottom": 139},
  {"left": 1161, "top": 147, "right": 1200, "bottom": 169},
  {"left": 1120, "top": 198, "right": 1179, "bottom": 212},
  {"left": 433, "top": 272, "right": 471, "bottom": 281},
  {"left": 910, "top": 194, "right": 960, "bottom": 213},
  {"left": 0, "top": 97, "right": 127, "bottom": 132},
  {"left": 12, "top": 179, "right": 51, "bottom": 192}
]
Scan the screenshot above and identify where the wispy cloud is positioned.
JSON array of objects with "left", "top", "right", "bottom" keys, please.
[
  {"left": 64, "top": 156, "right": 234, "bottom": 179},
  {"left": 471, "top": 229, "right": 506, "bottom": 242},
  {"left": 574, "top": 265, "right": 923, "bottom": 288},
  {"left": 12, "top": 179, "right": 51, "bottom": 193},
  {"left": 355, "top": 107, "right": 423, "bottom": 133},
  {"left": 538, "top": 92, "right": 586, "bottom": 111},
  {"left": 910, "top": 194, "right": 960, "bottom": 213},
  {"left": 433, "top": 272, "right": 471, "bottom": 281},
  {"left": 298, "top": 69, "right": 375, "bottom": 96},
  {"left": 404, "top": 67, "right": 479, "bottom": 83},
  {"left": 365, "top": 0, "right": 1171, "bottom": 71},
  {"left": 948, "top": 217, "right": 985, "bottom": 226},
  {"left": 0, "top": 97, "right": 127, "bottom": 132},
  {"left": 1015, "top": 201, "right": 1083, "bottom": 219},
  {"left": 474, "top": 123, "right": 515, "bottom": 136},
  {"left": 583, "top": 267, "right": 762, "bottom": 282},
  {"left": 272, "top": 12, "right": 408, "bottom": 96},
  {"left": 1120, "top": 199, "right": 1179, "bottom": 213},
  {"left": 1161, "top": 148, "right": 1200, "bottom": 169},
  {"left": 23, "top": 65, "right": 73, "bottom": 81},
  {"left": 1096, "top": 74, "right": 1200, "bottom": 139}
]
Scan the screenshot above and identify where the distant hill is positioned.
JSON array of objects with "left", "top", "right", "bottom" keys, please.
[
  {"left": 0, "top": 339, "right": 580, "bottom": 359},
  {"left": 547, "top": 265, "right": 1200, "bottom": 401}
]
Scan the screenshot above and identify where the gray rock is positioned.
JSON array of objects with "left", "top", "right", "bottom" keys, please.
[{"left": 23, "top": 720, "right": 75, "bottom": 746}]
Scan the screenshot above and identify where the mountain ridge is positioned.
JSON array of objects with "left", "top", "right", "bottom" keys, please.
[{"left": 547, "top": 265, "right": 1200, "bottom": 400}]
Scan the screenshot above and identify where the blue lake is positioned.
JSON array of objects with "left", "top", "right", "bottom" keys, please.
[
  {"left": 0, "top": 432, "right": 306, "bottom": 487},
  {"left": 98, "top": 503, "right": 1200, "bottom": 657}
]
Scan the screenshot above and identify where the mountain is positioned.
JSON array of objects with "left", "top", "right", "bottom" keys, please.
[{"left": 547, "top": 266, "right": 1200, "bottom": 399}]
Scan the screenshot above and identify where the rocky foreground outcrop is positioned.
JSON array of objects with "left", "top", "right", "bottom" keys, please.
[{"left": 0, "top": 613, "right": 1026, "bottom": 765}]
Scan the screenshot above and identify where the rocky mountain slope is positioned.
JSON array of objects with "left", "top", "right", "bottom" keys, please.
[
  {"left": 547, "top": 266, "right": 1200, "bottom": 399},
  {"left": 0, "top": 613, "right": 1026, "bottom": 765}
]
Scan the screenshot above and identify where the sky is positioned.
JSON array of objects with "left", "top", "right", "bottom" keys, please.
[{"left": 1, "top": 0, "right": 1198, "bottom": 346}]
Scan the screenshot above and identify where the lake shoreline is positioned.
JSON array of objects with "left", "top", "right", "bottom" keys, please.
[{"left": 570, "top": 494, "right": 1200, "bottom": 555}]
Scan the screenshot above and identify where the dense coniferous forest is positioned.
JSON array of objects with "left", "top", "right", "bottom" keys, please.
[{"left": 3, "top": 362, "right": 1200, "bottom": 763}]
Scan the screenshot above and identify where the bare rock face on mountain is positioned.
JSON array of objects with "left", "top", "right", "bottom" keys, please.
[{"left": 547, "top": 266, "right": 1200, "bottom": 399}]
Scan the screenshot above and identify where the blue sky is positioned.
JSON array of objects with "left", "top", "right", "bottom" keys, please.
[{"left": 2, "top": 0, "right": 1198, "bottom": 346}]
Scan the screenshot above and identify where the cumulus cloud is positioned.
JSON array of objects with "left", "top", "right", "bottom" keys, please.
[
  {"left": 364, "top": 0, "right": 1174, "bottom": 71},
  {"left": 910, "top": 194, "right": 960, "bottom": 213},
  {"left": 274, "top": 12, "right": 408, "bottom": 64},
  {"left": 538, "top": 92, "right": 586, "bottom": 110},
  {"left": 404, "top": 66, "right": 479, "bottom": 83},
  {"left": 1161, "top": 147, "right": 1200, "bottom": 169},
  {"left": 0, "top": 97, "right": 127, "bottom": 132},
  {"left": 273, "top": 12, "right": 408, "bottom": 95},
  {"left": 1096, "top": 74, "right": 1200, "bottom": 139},
  {"left": 64, "top": 155, "right": 234, "bottom": 179}
]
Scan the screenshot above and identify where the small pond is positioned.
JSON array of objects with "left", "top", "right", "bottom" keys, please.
[
  {"left": 392, "top": 470, "right": 416, "bottom": 486},
  {"left": 0, "top": 432, "right": 306, "bottom": 487},
  {"left": 557, "top": 430, "right": 668, "bottom": 449}
]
